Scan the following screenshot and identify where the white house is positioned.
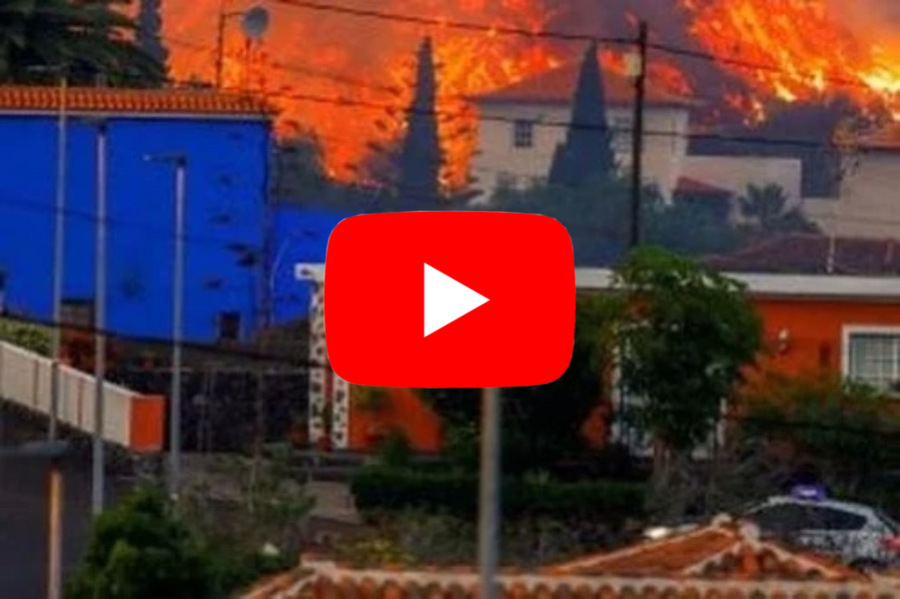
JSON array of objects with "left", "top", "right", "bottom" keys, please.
[
  {"left": 804, "top": 123, "right": 900, "bottom": 239},
  {"left": 467, "top": 59, "right": 696, "bottom": 202}
]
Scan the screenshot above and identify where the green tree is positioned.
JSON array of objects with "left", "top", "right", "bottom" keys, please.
[
  {"left": 136, "top": 0, "right": 168, "bottom": 69},
  {"left": 489, "top": 177, "right": 742, "bottom": 265},
  {"left": 397, "top": 36, "right": 442, "bottom": 205},
  {"left": 613, "top": 247, "right": 762, "bottom": 521},
  {"left": 67, "top": 486, "right": 218, "bottom": 599},
  {"left": 548, "top": 41, "right": 616, "bottom": 186},
  {"left": 422, "top": 295, "right": 620, "bottom": 474},
  {"left": 0, "top": 0, "right": 164, "bottom": 87},
  {"left": 739, "top": 371, "right": 900, "bottom": 499},
  {"left": 738, "top": 183, "right": 820, "bottom": 235}
]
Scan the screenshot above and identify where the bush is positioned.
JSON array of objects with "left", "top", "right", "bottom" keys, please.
[
  {"left": 66, "top": 486, "right": 219, "bottom": 599},
  {"left": 351, "top": 466, "right": 645, "bottom": 522}
]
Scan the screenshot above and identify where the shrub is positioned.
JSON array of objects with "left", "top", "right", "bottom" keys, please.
[
  {"left": 351, "top": 466, "right": 645, "bottom": 522},
  {"left": 66, "top": 486, "right": 219, "bottom": 599}
]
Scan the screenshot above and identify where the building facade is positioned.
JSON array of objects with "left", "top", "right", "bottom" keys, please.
[
  {"left": 468, "top": 60, "right": 694, "bottom": 202},
  {"left": 295, "top": 255, "right": 900, "bottom": 453},
  {"left": 0, "top": 86, "right": 272, "bottom": 342}
]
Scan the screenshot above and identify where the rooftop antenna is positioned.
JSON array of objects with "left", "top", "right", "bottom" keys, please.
[{"left": 241, "top": 5, "right": 270, "bottom": 42}]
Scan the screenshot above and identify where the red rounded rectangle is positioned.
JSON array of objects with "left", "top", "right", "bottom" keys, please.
[{"left": 324, "top": 211, "right": 575, "bottom": 388}]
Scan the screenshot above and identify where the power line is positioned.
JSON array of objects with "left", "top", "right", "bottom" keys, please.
[
  {"left": 0, "top": 194, "right": 263, "bottom": 254},
  {"left": 271, "top": 0, "right": 632, "bottom": 45}
]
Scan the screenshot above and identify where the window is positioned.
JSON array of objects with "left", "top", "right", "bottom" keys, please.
[
  {"left": 218, "top": 311, "right": 241, "bottom": 341},
  {"left": 746, "top": 504, "right": 810, "bottom": 534},
  {"left": 845, "top": 329, "right": 900, "bottom": 393},
  {"left": 512, "top": 120, "right": 534, "bottom": 148}
]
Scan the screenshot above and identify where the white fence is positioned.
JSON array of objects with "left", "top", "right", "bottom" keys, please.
[{"left": 0, "top": 341, "right": 142, "bottom": 447}]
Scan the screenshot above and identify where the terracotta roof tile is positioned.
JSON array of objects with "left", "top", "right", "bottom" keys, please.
[
  {"left": 469, "top": 59, "right": 693, "bottom": 108},
  {"left": 0, "top": 85, "right": 274, "bottom": 117},
  {"left": 701, "top": 233, "right": 900, "bottom": 276},
  {"left": 241, "top": 520, "right": 885, "bottom": 599},
  {"left": 545, "top": 519, "right": 867, "bottom": 583},
  {"left": 675, "top": 177, "right": 733, "bottom": 196}
]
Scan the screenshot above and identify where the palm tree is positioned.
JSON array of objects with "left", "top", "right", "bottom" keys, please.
[
  {"left": 739, "top": 183, "right": 820, "bottom": 235},
  {"left": 0, "top": 0, "right": 164, "bottom": 87}
]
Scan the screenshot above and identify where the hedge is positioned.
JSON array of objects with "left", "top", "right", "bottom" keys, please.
[{"left": 351, "top": 467, "right": 646, "bottom": 521}]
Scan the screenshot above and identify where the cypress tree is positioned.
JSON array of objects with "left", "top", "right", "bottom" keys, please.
[
  {"left": 397, "top": 37, "right": 442, "bottom": 204},
  {"left": 548, "top": 41, "right": 617, "bottom": 187},
  {"left": 136, "top": 0, "right": 169, "bottom": 71}
]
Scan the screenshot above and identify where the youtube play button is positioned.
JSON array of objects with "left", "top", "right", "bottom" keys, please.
[
  {"left": 324, "top": 211, "right": 575, "bottom": 388},
  {"left": 424, "top": 263, "right": 489, "bottom": 337}
]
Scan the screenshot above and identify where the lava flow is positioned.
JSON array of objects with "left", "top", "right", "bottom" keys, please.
[
  {"left": 679, "top": 0, "right": 900, "bottom": 120},
  {"left": 163, "top": 0, "right": 563, "bottom": 191}
]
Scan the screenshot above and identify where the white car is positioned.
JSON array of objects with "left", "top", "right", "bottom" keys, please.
[{"left": 742, "top": 487, "right": 900, "bottom": 569}]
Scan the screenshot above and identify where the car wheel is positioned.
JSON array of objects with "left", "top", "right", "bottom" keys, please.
[{"left": 849, "top": 559, "right": 886, "bottom": 572}]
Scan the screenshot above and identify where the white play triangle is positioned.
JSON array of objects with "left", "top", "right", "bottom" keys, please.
[{"left": 424, "top": 263, "right": 490, "bottom": 337}]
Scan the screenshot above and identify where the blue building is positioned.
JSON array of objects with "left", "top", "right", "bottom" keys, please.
[
  {"left": 0, "top": 86, "right": 272, "bottom": 342},
  {"left": 268, "top": 205, "right": 356, "bottom": 324}
]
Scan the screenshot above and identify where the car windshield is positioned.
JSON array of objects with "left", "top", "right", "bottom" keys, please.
[{"left": 875, "top": 509, "right": 900, "bottom": 534}]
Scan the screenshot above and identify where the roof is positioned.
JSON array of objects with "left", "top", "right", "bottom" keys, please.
[
  {"left": 702, "top": 233, "right": 900, "bottom": 276},
  {"left": 469, "top": 59, "right": 693, "bottom": 108},
  {"left": 0, "top": 85, "right": 274, "bottom": 118},
  {"left": 240, "top": 517, "right": 885, "bottom": 599},
  {"left": 674, "top": 176, "right": 733, "bottom": 196},
  {"left": 544, "top": 516, "right": 866, "bottom": 582},
  {"left": 855, "top": 122, "right": 900, "bottom": 151}
]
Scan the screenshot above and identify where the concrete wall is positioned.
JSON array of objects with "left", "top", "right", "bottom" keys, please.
[
  {"left": 681, "top": 155, "right": 804, "bottom": 203},
  {"left": 807, "top": 150, "right": 900, "bottom": 239}
]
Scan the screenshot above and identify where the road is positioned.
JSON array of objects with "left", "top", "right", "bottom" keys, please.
[{"left": 0, "top": 456, "right": 125, "bottom": 599}]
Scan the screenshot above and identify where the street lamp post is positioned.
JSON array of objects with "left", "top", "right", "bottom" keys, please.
[
  {"left": 92, "top": 120, "right": 108, "bottom": 515},
  {"left": 0, "top": 440, "right": 71, "bottom": 599},
  {"left": 214, "top": 2, "right": 270, "bottom": 88},
  {"left": 26, "top": 65, "right": 68, "bottom": 441},
  {"left": 144, "top": 153, "right": 187, "bottom": 500}
]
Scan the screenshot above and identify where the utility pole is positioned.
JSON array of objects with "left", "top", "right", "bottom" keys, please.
[
  {"left": 629, "top": 21, "right": 648, "bottom": 249},
  {"left": 477, "top": 387, "right": 501, "bottom": 599},
  {"left": 92, "top": 120, "right": 108, "bottom": 515},
  {"left": 170, "top": 156, "right": 186, "bottom": 501},
  {"left": 49, "top": 71, "right": 68, "bottom": 442}
]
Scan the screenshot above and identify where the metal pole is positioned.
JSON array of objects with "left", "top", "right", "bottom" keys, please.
[
  {"left": 92, "top": 121, "right": 107, "bottom": 515},
  {"left": 629, "top": 21, "right": 648, "bottom": 249},
  {"left": 49, "top": 74, "right": 68, "bottom": 441},
  {"left": 477, "top": 387, "right": 501, "bottom": 599},
  {"left": 168, "top": 158, "right": 186, "bottom": 500},
  {"left": 46, "top": 455, "right": 63, "bottom": 599},
  {"left": 215, "top": 1, "right": 227, "bottom": 88}
]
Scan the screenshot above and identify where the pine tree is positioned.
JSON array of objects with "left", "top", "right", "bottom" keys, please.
[
  {"left": 548, "top": 41, "right": 617, "bottom": 187},
  {"left": 397, "top": 37, "right": 442, "bottom": 205},
  {"left": 136, "top": 0, "right": 169, "bottom": 71}
]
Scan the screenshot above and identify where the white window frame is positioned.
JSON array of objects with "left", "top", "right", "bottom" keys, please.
[
  {"left": 841, "top": 325, "right": 900, "bottom": 395},
  {"left": 512, "top": 119, "right": 534, "bottom": 149}
]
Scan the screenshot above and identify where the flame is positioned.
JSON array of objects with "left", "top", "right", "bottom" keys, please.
[
  {"left": 163, "top": 0, "right": 561, "bottom": 192},
  {"left": 679, "top": 0, "right": 900, "bottom": 119}
]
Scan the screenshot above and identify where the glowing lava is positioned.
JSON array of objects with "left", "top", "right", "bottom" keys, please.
[
  {"left": 679, "top": 0, "right": 900, "bottom": 120},
  {"left": 163, "top": 0, "right": 561, "bottom": 191}
]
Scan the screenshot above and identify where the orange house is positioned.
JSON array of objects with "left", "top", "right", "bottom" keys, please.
[{"left": 301, "top": 235, "right": 900, "bottom": 453}]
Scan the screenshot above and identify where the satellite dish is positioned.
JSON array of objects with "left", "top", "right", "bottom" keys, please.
[{"left": 241, "top": 5, "right": 270, "bottom": 42}]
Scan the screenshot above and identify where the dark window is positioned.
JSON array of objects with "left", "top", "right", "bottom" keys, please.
[
  {"left": 805, "top": 507, "right": 867, "bottom": 530},
  {"left": 512, "top": 120, "right": 534, "bottom": 148},
  {"left": 746, "top": 504, "right": 810, "bottom": 533},
  {"left": 218, "top": 312, "right": 241, "bottom": 341},
  {"left": 61, "top": 300, "right": 94, "bottom": 328}
]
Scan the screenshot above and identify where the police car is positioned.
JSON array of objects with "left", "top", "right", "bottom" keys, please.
[{"left": 741, "top": 485, "right": 900, "bottom": 570}]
